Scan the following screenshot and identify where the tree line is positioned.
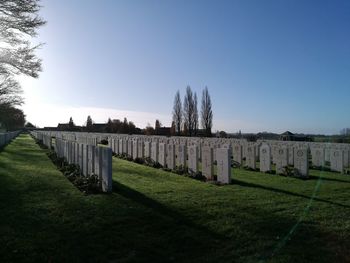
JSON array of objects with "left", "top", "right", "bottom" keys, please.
[
  {"left": 172, "top": 86, "right": 213, "bottom": 137},
  {"left": 0, "top": 0, "right": 45, "bottom": 130},
  {"left": 65, "top": 116, "right": 141, "bottom": 134}
]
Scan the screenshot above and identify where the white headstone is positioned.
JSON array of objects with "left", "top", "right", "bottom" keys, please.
[
  {"left": 144, "top": 141, "right": 151, "bottom": 158},
  {"left": 330, "top": 149, "right": 344, "bottom": 173},
  {"left": 232, "top": 143, "right": 242, "bottom": 166},
  {"left": 176, "top": 144, "right": 187, "bottom": 167},
  {"left": 166, "top": 144, "right": 175, "bottom": 170},
  {"left": 158, "top": 143, "right": 166, "bottom": 166},
  {"left": 132, "top": 140, "right": 138, "bottom": 160},
  {"left": 246, "top": 144, "right": 256, "bottom": 169},
  {"left": 151, "top": 142, "right": 159, "bottom": 163},
  {"left": 311, "top": 147, "right": 325, "bottom": 167},
  {"left": 216, "top": 147, "right": 231, "bottom": 184},
  {"left": 275, "top": 146, "right": 288, "bottom": 174},
  {"left": 294, "top": 147, "right": 309, "bottom": 177},
  {"left": 259, "top": 143, "right": 271, "bottom": 172},
  {"left": 137, "top": 140, "right": 144, "bottom": 158},
  {"left": 202, "top": 146, "right": 214, "bottom": 180},
  {"left": 101, "top": 147, "right": 112, "bottom": 192},
  {"left": 188, "top": 146, "right": 198, "bottom": 174}
]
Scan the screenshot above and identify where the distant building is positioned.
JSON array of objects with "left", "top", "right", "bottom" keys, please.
[
  {"left": 57, "top": 123, "right": 82, "bottom": 131},
  {"left": 43, "top": 127, "right": 58, "bottom": 131},
  {"left": 57, "top": 123, "right": 70, "bottom": 131},
  {"left": 280, "top": 131, "right": 312, "bottom": 141}
]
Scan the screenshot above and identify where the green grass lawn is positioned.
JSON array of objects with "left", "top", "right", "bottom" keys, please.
[{"left": 0, "top": 134, "right": 349, "bottom": 263}]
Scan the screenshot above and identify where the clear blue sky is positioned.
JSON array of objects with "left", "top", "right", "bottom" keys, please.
[{"left": 20, "top": 0, "right": 350, "bottom": 134}]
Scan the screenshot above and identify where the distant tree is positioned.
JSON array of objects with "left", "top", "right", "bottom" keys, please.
[
  {"left": 219, "top": 131, "right": 227, "bottom": 138},
  {"left": 106, "top": 118, "right": 113, "bottom": 133},
  {"left": 144, "top": 123, "right": 155, "bottom": 136},
  {"left": 122, "top": 117, "right": 128, "bottom": 134},
  {"left": 0, "top": 0, "right": 46, "bottom": 78},
  {"left": 86, "top": 115, "right": 93, "bottom": 131},
  {"left": 155, "top": 119, "right": 161, "bottom": 135},
  {"left": 128, "top": 121, "right": 136, "bottom": 134},
  {"left": 172, "top": 90, "right": 182, "bottom": 135},
  {"left": 112, "top": 119, "right": 122, "bottom": 133},
  {"left": 25, "top": 122, "right": 35, "bottom": 128},
  {"left": 0, "top": 1, "right": 45, "bottom": 131},
  {"left": 193, "top": 92, "right": 198, "bottom": 136},
  {"left": 183, "top": 86, "right": 195, "bottom": 136},
  {"left": 68, "top": 117, "right": 75, "bottom": 130},
  {"left": 200, "top": 87, "right": 213, "bottom": 137},
  {"left": 170, "top": 121, "right": 176, "bottom": 136},
  {"left": 0, "top": 106, "right": 25, "bottom": 131},
  {"left": 182, "top": 122, "right": 188, "bottom": 136}
]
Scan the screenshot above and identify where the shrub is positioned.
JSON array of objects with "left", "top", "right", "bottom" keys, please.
[{"left": 100, "top": 139, "right": 108, "bottom": 145}]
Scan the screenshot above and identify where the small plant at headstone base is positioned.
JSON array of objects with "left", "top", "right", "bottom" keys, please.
[
  {"left": 344, "top": 168, "right": 350, "bottom": 175},
  {"left": 266, "top": 170, "right": 276, "bottom": 175},
  {"left": 281, "top": 166, "right": 294, "bottom": 177},
  {"left": 34, "top": 139, "right": 102, "bottom": 195},
  {"left": 143, "top": 157, "right": 162, "bottom": 169},
  {"left": 67, "top": 173, "right": 101, "bottom": 195},
  {"left": 325, "top": 161, "right": 331, "bottom": 167},
  {"left": 162, "top": 167, "right": 172, "bottom": 172},
  {"left": 231, "top": 160, "right": 241, "bottom": 168},
  {"left": 173, "top": 165, "right": 187, "bottom": 175},
  {"left": 47, "top": 151, "right": 65, "bottom": 168},
  {"left": 117, "top": 153, "right": 128, "bottom": 160},
  {"left": 126, "top": 155, "right": 133, "bottom": 162},
  {"left": 134, "top": 157, "right": 145, "bottom": 164},
  {"left": 243, "top": 166, "right": 258, "bottom": 172},
  {"left": 100, "top": 139, "right": 108, "bottom": 145},
  {"left": 187, "top": 171, "right": 206, "bottom": 181}
]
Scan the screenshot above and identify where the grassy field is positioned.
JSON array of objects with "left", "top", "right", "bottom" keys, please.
[{"left": 0, "top": 134, "right": 349, "bottom": 262}]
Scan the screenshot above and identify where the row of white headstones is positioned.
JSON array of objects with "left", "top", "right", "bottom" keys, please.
[
  {"left": 34, "top": 131, "right": 350, "bottom": 184},
  {"left": 31, "top": 131, "right": 113, "bottom": 192},
  {"left": 0, "top": 131, "right": 21, "bottom": 148}
]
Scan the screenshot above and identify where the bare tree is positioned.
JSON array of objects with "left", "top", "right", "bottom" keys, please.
[
  {"left": 0, "top": 0, "right": 46, "bottom": 78},
  {"left": 0, "top": 1, "right": 45, "bottom": 128},
  {"left": 201, "top": 87, "right": 213, "bottom": 137},
  {"left": 86, "top": 115, "right": 93, "bottom": 131},
  {"left": 193, "top": 92, "right": 198, "bottom": 136},
  {"left": 183, "top": 86, "right": 195, "bottom": 136},
  {"left": 0, "top": 74, "right": 23, "bottom": 107},
  {"left": 155, "top": 119, "right": 161, "bottom": 135},
  {"left": 172, "top": 90, "right": 182, "bottom": 135}
]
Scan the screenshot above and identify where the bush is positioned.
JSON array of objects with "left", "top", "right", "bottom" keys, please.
[
  {"left": 231, "top": 160, "right": 241, "bottom": 168},
  {"left": 100, "top": 139, "right": 108, "bottom": 145},
  {"left": 144, "top": 157, "right": 162, "bottom": 168},
  {"left": 173, "top": 165, "right": 187, "bottom": 175},
  {"left": 243, "top": 166, "right": 258, "bottom": 172},
  {"left": 187, "top": 171, "right": 206, "bottom": 181},
  {"left": 281, "top": 166, "right": 294, "bottom": 177},
  {"left": 134, "top": 157, "right": 145, "bottom": 164}
]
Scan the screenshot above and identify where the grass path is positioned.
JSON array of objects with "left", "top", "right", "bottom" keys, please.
[{"left": 0, "top": 134, "right": 349, "bottom": 262}]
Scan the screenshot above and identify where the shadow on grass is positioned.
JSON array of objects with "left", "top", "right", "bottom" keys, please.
[
  {"left": 0, "top": 137, "right": 348, "bottom": 263},
  {"left": 308, "top": 174, "right": 350, "bottom": 184},
  {"left": 112, "top": 180, "right": 225, "bottom": 240},
  {"left": 231, "top": 179, "right": 350, "bottom": 209}
]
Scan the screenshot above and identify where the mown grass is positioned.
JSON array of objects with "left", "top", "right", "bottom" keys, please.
[{"left": 0, "top": 134, "right": 349, "bottom": 263}]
